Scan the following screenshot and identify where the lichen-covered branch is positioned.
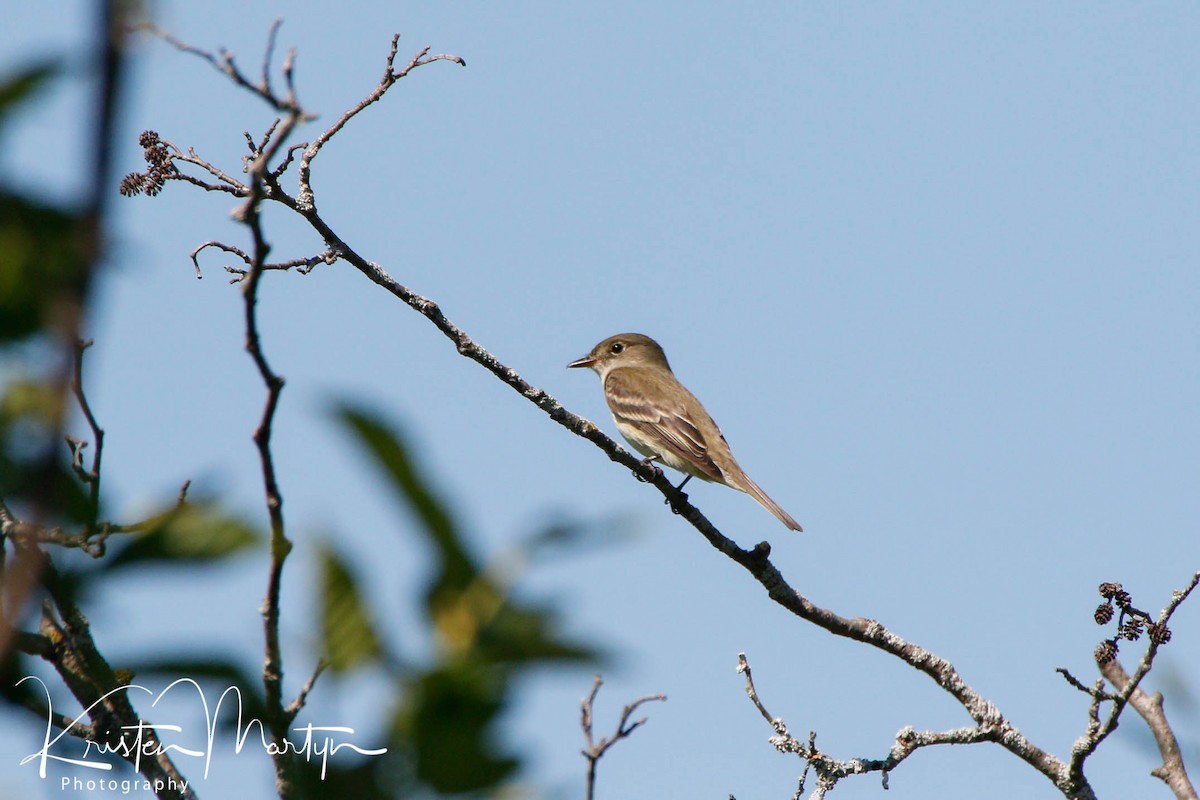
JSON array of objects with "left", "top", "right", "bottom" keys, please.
[{"left": 736, "top": 652, "right": 1070, "bottom": 799}]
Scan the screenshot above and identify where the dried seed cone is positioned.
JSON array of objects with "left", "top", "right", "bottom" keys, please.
[
  {"left": 1094, "top": 640, "right": 1118, "bottom": 665},
  {"left": 1094, "top": 604, "right": 1114, "bottom": 625},
  {"left": 1147, "top": 623, "right": 1172, "bottom": 645}
]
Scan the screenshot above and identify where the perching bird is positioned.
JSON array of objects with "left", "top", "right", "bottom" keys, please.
[{"left": 568, "top": 333, "right": 802, "bottom": 531}]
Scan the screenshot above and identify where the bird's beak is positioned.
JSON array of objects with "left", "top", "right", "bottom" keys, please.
[{"left": 567, "top": 354, "right": 596, "bottom": 369}]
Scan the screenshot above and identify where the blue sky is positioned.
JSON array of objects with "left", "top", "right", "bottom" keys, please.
[{"left": 3, "top": 3, "right": 1198, "bottom": 798}]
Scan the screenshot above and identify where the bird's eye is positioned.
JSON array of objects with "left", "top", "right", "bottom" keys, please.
[{"left": 609, "top": 342, "right": 624, "bottom": 354}]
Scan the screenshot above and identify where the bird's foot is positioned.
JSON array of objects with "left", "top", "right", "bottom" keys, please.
[
  {"left": 634, "top": 456, "right": 663, "bottom": 483},
  {"left": 664, "top": 475, "right": 691, "bottom": 514}
]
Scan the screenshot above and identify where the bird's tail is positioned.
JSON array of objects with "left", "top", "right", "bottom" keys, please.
[{"left": 737, "top": 474, "right": 803, "bottom": 532}]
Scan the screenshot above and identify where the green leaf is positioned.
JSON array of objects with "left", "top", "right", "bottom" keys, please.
[
  {"left": 319, "top": 544, "right": 384, "bottom": 673},
  {"left": 105, "top": 504, "right": 260, "bottom": 571}
]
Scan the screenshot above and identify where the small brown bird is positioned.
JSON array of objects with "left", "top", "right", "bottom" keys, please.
[{"left": 568, "top": 333, "right": 802, "bottom": 531}]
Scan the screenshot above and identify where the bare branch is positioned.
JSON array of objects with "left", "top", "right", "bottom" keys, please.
[
  {"left": 176, "top": 144, "right": 250, "bottom": 193},
  {"left": 736, "top": 652, "right": 1032, "bottom": 799},
  {"left": 271, "top": 142, "right": 308, "bottom": 180},
  {"left": 133, "top": 21, "right": 307, "bottom": 114},
  {"left": 225, "top": 249, "right": 338, "bottom": 283},
  {"left": 580, "top": 675, "right": 666, "bottom": 800},
  {"left": 296, "top": 35, "right": 464, "bottom": 208},
  {"left": 190, "top": 240, "right": 251, "bottom": 278},
  {"left": 261, "top": 18, "right": 282, "bottom": 101},
  {"left": 1055, "top": 668, "right": 1118, "bottom": 702},
  {"left": 190, "top": 241, "right": 336, "bottom": 282},
  {"left": 1069, "top": 572, "right": 1200, "bottom": 786},
  {"left": 1100, "top": 659, "right": 1197, "bottom": 800},
  {"left": 737, "top": 652, "right": 783, "bottom": 730}
]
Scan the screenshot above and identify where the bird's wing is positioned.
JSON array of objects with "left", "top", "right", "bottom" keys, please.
[{"left": 604, "top": 369, "right": 724, "bottom": 481}]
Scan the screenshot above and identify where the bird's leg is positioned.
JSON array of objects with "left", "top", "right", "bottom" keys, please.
[
  {"left": 634, "top": 455, "right": 663, "bottom": 483},
  {"left": 665, "top": 474, "right": 691, "bottom": 514}
]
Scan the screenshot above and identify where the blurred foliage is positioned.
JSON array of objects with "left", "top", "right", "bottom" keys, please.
[
  {"left": 0, "top": 63, "right": 90, "bottom": 344},
  {"left": 318, "top": 404, "right": 602, "bottom": 797},
  {"left": 0, "top": 62, "right": 91, "bottom": 523},
  {"left": 0, "top": 191, "right": 88, "bottom": 342},
  {"left": 102, "top": 504, "right": 260, "bottom": 572}
]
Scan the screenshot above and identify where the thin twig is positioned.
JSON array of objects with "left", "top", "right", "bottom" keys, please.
[
  {"left": 284, "top": 659, "right": 328, "bottom": 724},
  {"left": 69, "top": 338, "right": 104, "bottom": 525},
  {"left": 1056, "top": 668, "right": 1118, "bottom": 701},
  {"left": 580, "top": 675, "right": 666, "bottom": 800},
  {"left": 737, "top": 652, "right": 781, "bottom": 729},
  {"left": 134, "top": 21, "right": 309, "bottom": 115},
  {"left": 295, "top": 35, "right": 464, "bottom": 208},
  {"left": 225, "top": 249, "right": 337, "bottom": 283},
  {"left": 176, "top": 143, "right": 250, "bottom": 193},
  {"left": 191, "top": 241, "right": 251, "bottom": 278},
  {"left": 261, "top": 18, "right": 282, "bottom": 101}
]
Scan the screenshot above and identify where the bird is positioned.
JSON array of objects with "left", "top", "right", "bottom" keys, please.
[{"left": 568, "top": 333, "right": 802, "bottom": 531}]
